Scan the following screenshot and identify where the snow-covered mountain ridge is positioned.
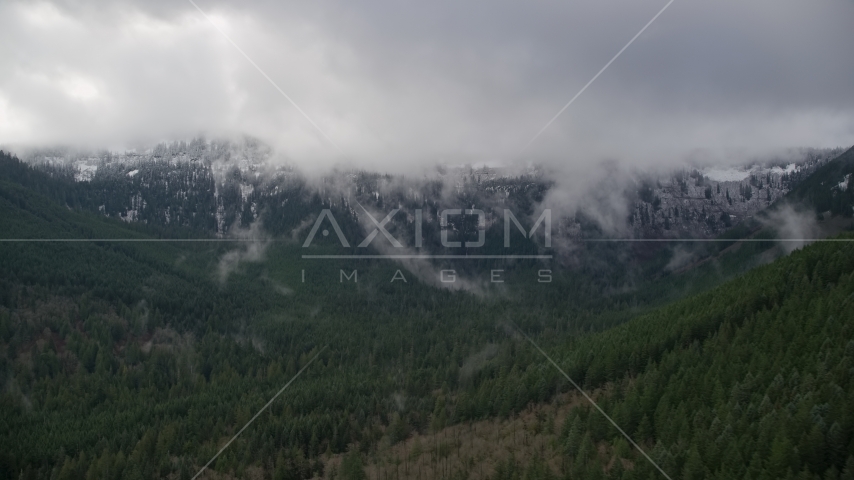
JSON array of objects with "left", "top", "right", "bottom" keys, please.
[{"left": 11, "top": 138, "right": 847, "bottom": 241}]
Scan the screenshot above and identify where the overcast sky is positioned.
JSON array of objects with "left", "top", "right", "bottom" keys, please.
[{"left": 1, "top": 0, "right": 852, "bottom": 172}]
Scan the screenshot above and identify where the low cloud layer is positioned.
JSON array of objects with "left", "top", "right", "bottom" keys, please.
[
  {"left": 762, "top": 204, "right": 821, "bottom": 254},
  {"left": 217, "top": 220, "right": 269, "bottom": 284},
  {"left": 1, "top": 0, "right": 853, "bottom": 174}
]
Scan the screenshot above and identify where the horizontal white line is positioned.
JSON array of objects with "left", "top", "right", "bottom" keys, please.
[
  {"left": 0, "top": 238, "right": 850, "bottom": 243},
  {"left": 0, "top": 238, "right": 244, "bottom": 242},
  {"left": 580, "top": 238, "right": 854, "bottom": 242},
  {"left": 301, "top": 255, "right": 553, "bottom": 259}
]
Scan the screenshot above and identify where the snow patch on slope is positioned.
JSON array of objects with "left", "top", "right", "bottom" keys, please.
[
  {"left": 74, "top": 162, "right": 97, "bottom": 182},
  {"left": 702, "top": 167, "right": 750, "bottom": 182}
]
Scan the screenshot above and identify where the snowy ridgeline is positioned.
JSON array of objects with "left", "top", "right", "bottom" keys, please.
[
  {"left": 17, "top": 138, "right": 294, "bottom": 183},
  {"left": 628, "top": 148, "right": 845, "bottom": 237},
  {"left": 11, "top": 139, "right": 302, "bottom": 235},
  {"left": 11, "top": 139, "right": 847, "bottom": 238},
  {"left": 17, "top": 139, "right": 842, "bottom": 187}
]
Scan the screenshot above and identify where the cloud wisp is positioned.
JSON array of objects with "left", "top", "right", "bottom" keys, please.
[{"left": 217, "top": 220, "right": 270, "bottom": 284}]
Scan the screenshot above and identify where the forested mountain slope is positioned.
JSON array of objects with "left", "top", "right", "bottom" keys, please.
[
  {"left": 463, "top": 233, "right": 854, "bottom": 479},
  {"left": 0, "top": 153, "right": 674, "bottom": 479},
  {"left": 786, "top": 145, "right": 854, "bottom": 217},
  {"left": 2, "top": 147, "right": 853, "bottom": 480}
]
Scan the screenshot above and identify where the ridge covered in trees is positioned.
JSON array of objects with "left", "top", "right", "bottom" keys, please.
[{"left": 1, "top": 149, "right": 853, "bottom": 479}]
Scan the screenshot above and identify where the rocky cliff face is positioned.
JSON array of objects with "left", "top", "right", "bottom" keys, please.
[
  {"left": 15, "top": 139, "right": 845, "bottom": 242},
  {"left": 627, "top": 149, "right": 842, "bottom": 238}
]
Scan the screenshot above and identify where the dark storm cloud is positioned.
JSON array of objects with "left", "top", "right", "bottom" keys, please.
[{"left": 1, "top": 0, "right": 852, "bottom": 172}]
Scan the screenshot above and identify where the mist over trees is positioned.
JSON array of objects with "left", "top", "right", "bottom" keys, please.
[{"left": 2, "top": 148, "right": 854, "bottom": 479}]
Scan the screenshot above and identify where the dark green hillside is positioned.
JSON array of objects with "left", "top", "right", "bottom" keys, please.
[
  {"left": 482, "top": 234, "right": 854, "bottom": 479},
  {"left": 785, "top": 145, "right": 854, "bottom": 217},
  {"left": 2, "top": 147, "right": 853, "bottom": 480},
  {"left": 0, "top": 177, "right": 285, "bottom": 335},
  {"left": 1, "top": 154, "right": 672, "bottom": 479}
]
